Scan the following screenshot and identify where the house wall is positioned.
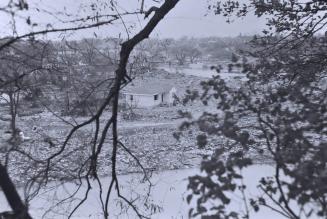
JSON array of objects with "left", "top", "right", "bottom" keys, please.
[
  {"left": 124, "top": 93, "right": 161, "bottom": 108},
  {"left": 123, "top": 87, "right": 177, "bottom": 108},
  {"left": 162, "top": 93, "right": 169, "bottom": 104}
]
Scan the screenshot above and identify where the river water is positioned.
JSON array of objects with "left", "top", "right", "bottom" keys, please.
[{"left": 0, "top": 165, "right": 291, "bottom": 219}]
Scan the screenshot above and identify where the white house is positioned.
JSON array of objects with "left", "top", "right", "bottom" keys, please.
[{"left": 122, "top": 80, "right": 177, "bottom": 108}]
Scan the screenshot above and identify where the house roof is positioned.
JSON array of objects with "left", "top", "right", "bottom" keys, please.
[{"left": 122, "top": 80, "right": 175, "bottom": 95}]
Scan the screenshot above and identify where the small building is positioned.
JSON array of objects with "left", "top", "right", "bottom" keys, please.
[{"left": 122, "top": 81, "right": 177, "bottom": 108}]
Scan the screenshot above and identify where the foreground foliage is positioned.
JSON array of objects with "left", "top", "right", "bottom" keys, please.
[{"left": 186, "top": 0, "right": 327, "bottom": 218}]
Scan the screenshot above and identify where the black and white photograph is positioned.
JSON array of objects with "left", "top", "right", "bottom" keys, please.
[{"left": 0, "top": 0, "right": 326, "bottom": 218}]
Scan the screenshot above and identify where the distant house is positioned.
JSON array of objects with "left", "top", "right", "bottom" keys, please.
[{"left": 122, "top": 81, "right": 177, "bottom": 108}]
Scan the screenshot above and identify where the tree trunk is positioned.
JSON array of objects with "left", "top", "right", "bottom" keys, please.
[
  {"left": 8, "top": 93, "right": 16, "bottom": 136},
  {"left": 0, "top": 163, "right": 32, "bottom": 219}
]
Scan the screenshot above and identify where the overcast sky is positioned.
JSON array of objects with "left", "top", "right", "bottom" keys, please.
[
  {"left": 0, "top": 0, "right": 267, "bottom": 40},
  {"left": 151, "top": 0, "right": 266, "bottom": 38}
]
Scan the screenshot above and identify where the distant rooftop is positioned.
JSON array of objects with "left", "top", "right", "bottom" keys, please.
[{"left": 123, "top": 79, "right": 175, "bottom": 95}]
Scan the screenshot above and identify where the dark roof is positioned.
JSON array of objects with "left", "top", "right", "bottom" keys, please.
[{"left": 123, "top": 80, "right": 175, "bottom": 95}]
